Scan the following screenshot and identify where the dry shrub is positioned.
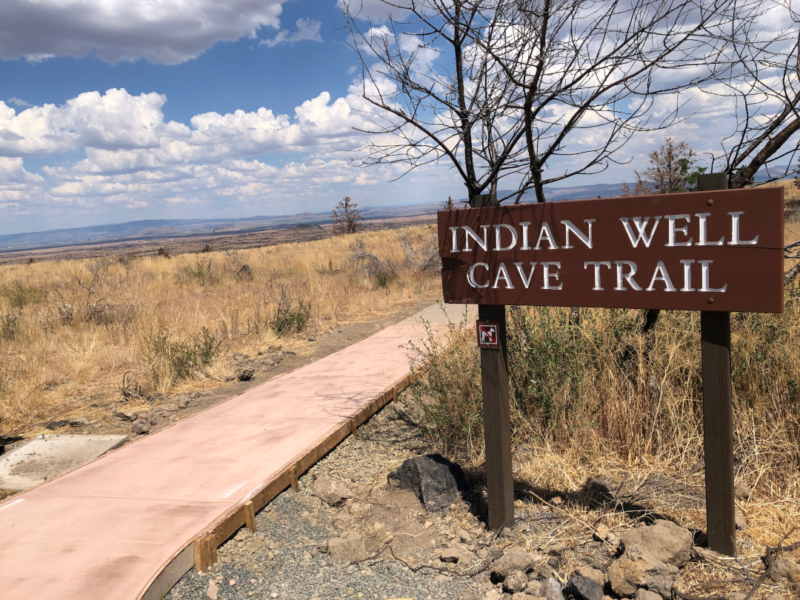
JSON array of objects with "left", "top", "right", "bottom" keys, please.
[{"left": 407, "top": 276, "right": 800, "bottom": 501}]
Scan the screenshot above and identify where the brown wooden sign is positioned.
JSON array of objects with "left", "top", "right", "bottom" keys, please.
[{"left": 438, "top": 188, "right": 784, "bottom": 313}]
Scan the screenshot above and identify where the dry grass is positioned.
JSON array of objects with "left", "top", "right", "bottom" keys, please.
[{"left": 0, "top": 226, "right": 441, "bottom": 438}]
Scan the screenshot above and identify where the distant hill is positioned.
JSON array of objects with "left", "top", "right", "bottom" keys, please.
[{"left": 2, "top": 167, "right": 790, "bottom": 250}]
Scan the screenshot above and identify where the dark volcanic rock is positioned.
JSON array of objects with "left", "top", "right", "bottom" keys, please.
[
  {"left": 237, "top": 369, "right": 255, "bottom": 382},
  {"left": 389, "top": 454, "right": 466, "bottom": 512},
  {"left": 564, "top": 575, "right": 604, "bottom": 600}
]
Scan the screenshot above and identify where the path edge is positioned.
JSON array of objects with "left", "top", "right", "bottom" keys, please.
[{"left": 138, "top": 369, "right": 421, "bottom": 600}]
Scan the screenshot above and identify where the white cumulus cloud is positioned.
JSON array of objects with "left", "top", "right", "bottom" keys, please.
[
  {"left": 260, "top": 18, "right": 324, "bottom": 48},
  {"left": 0, "top": 0, "right": 285, "bottom": 65}
]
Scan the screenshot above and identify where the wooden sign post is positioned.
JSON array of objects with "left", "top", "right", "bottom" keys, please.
[
  {"left": 698, "top": 173, "right": 735, "bottom": 555},
  {"left": 470, "top": 194, "right": 515, "bottom": 531},
  {"left": 439, "top": 186, "right": 784, "bottom": 550}
]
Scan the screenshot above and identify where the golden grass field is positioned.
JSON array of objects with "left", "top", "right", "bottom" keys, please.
[{"left": 0, "top": 226, "right": 441, "bottom": 438}]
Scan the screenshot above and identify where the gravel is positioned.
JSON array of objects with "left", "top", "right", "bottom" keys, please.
[{"left": 165, "top": 402, "right": 485, "bottom": 600}]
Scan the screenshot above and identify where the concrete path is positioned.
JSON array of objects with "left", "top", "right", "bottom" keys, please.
[{"left": 0, "top": 303, "right": 470, "bottom": 600}]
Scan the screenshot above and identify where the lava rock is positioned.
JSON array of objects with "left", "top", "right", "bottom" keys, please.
[
  {"left": 574, "top": 566, "right": 604, "bottom": 588},
  {"left": 564, "top": 575, "right": 604, "bottom": 600},
  {"left": 771, "top": 557, "right": 800, "bottom": 582},
  {"left": 542, "top": 576, "right": 563, "bottom": 600},
  {"left": 620, "top": 520, "right": 693, "bottom": 567},
  {"left": 237, "top": 369, "right": 255, "bottom": 382},
  {"left": 389, "top": 454, "right": 466, "bottom": 512},
  {"left": 131, "top": 417, "right": 152, "bottom": 435},
  {"left": 440, "top": 546, "right": 475, "bottom": 565},
  {"left": 312, "top": 477, "right": 354, "bottom": 506},
  {"left": 114, "top": 411, "right": 138, "bottom": 422},
  {"left": 607, "top": 544, "right": 678, "bottom": 599},
  {"left": 491, "top": 546, "right": 536, "bottom": 580},
  {"left": 503, "top": 570, "right": 529, "bottom": 594},
  {"left": 327, "top": 531, "right": 367, "bottom": 564}
]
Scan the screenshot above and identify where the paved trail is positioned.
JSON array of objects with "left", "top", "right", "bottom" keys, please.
[{"left": 0, "top": 304, "right": 468, "bottom": 600}]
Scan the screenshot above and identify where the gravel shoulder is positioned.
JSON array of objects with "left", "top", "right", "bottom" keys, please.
[{"left": 166, "top": 401, "right": 489, "bottom": 600}]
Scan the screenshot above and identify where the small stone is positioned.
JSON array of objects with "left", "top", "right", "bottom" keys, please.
[
  {"left": 544, "top": 542, "right": 566, "bottom": 555},
  {"left": 564, "top": 575, "right": 604, "bottom": 600},
  {"left": 771, "top": 557, "right": 800, "bottom": 582},
  {"left": 440, "top": 546, "right": 475, "bottom": 564},
  {"left": 491, "top": 546, "right": 536, "bottom": 579},
  {"left": 307, "top": 335, "right": 317, "bottom": 342},
  {"left": 178, "top": 398, "right": 191, "bottom": 409},
  {"left": 765, "top": 594, "right": 785, "bottom": 600},
  {"left": 328, "top": 532, "right": 367, "bottom": 564},
  {"left": 456, "top": 527, "right": 472, "bottom": 543},
  {"left": 46, "top": 420, "right": 69, "bottom": 430},
  {"left": 238, "top": 369, "right": 255, "bottom": 382},
  {"left": 511, "top": 594, "right": 539, "bottom": 600},
  {"left": 524, "top": 580, "right": 542, "bottom": 596},
  {"left": 593, "top": 523, "right": 609, "bottom": 541},
  {"left": 229, "top": 579, "right": 236, "bottom": 586},
  {"left": 312, "top": 477, "right": 354, "bottom": 506},
  {"left": 735, "top": 512, "right": 747, "bottom": 530},
  {"left": 635, "top": 590, "right": 662, "bottom": 600},
  {"left": 114, "top": 411, "right": 138, "bottom": 422},
  {"left": 503, "top": 570, "right": 528, "bottom": 594},
  {"left": 484, "top": 591, "right": 503, "bottom": 600},
  {"left": 69, "top": 417, "right": 89, "bottom": 427},
  {"left": 131, "top": 418, "right": 151, "bottom": 435},
  {"left": 536, "top": 562, "right": 556, "bottom": 580},
  {"left": 727, "top": 593, "right": 746, "bottom": 600},
  {"left": 207, "top": 580, "right": 218, "bottom": 600},
  {"left": 542, "top": 577, "right": 563, "bottom": 600},
  {"left": 734, "top": 482, "right": 751, "bottom": 501},
  {"left": 551, "top": 496, "right": 563, "bottom": 506},
  {"left": 574, "top": 566, "right": 604, "bottom": 587}
]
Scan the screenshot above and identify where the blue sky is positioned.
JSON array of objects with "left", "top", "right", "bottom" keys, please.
[{"left": 0, "top": 0, "right": 791, "bottom": 235}]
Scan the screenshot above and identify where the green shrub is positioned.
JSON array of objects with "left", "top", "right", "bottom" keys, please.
[
  {"left": 178, "top": 259, "right": 218, "bottom": 287},
  {"left": 148, "top": 327, "right": 220, "bottom": 386},
  {"left": 374, "top": 270, "right": 395, "bottom": 288},
  {"left": 1, "top": 281, "right": 45, "bottom": 309},
  {"left": 0, "top": 313, "right": 19, "bottom": 340},
  {"left": 271, "top": 296, "right": 311, "bottom": 336}
]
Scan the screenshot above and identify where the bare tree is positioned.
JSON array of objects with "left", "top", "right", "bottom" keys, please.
[
  {"left": 443, "top": 196, "right": 456, "bottom": 210},
  {"left": 331, "top": 196, "right": 364, "bottom": 235},
  {"left": 342, "top": 0, "right": 749, "bottom": 206},
  {"left": 707, "top": 1, "right": 800, "bottom": 188},
  {"left": 621, "top": 137, "right": 705, "bottom": 196}
]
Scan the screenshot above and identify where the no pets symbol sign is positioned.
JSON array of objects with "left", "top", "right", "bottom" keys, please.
[{"left": 477, "top": 320, "right": 499, "bottom": 349}]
